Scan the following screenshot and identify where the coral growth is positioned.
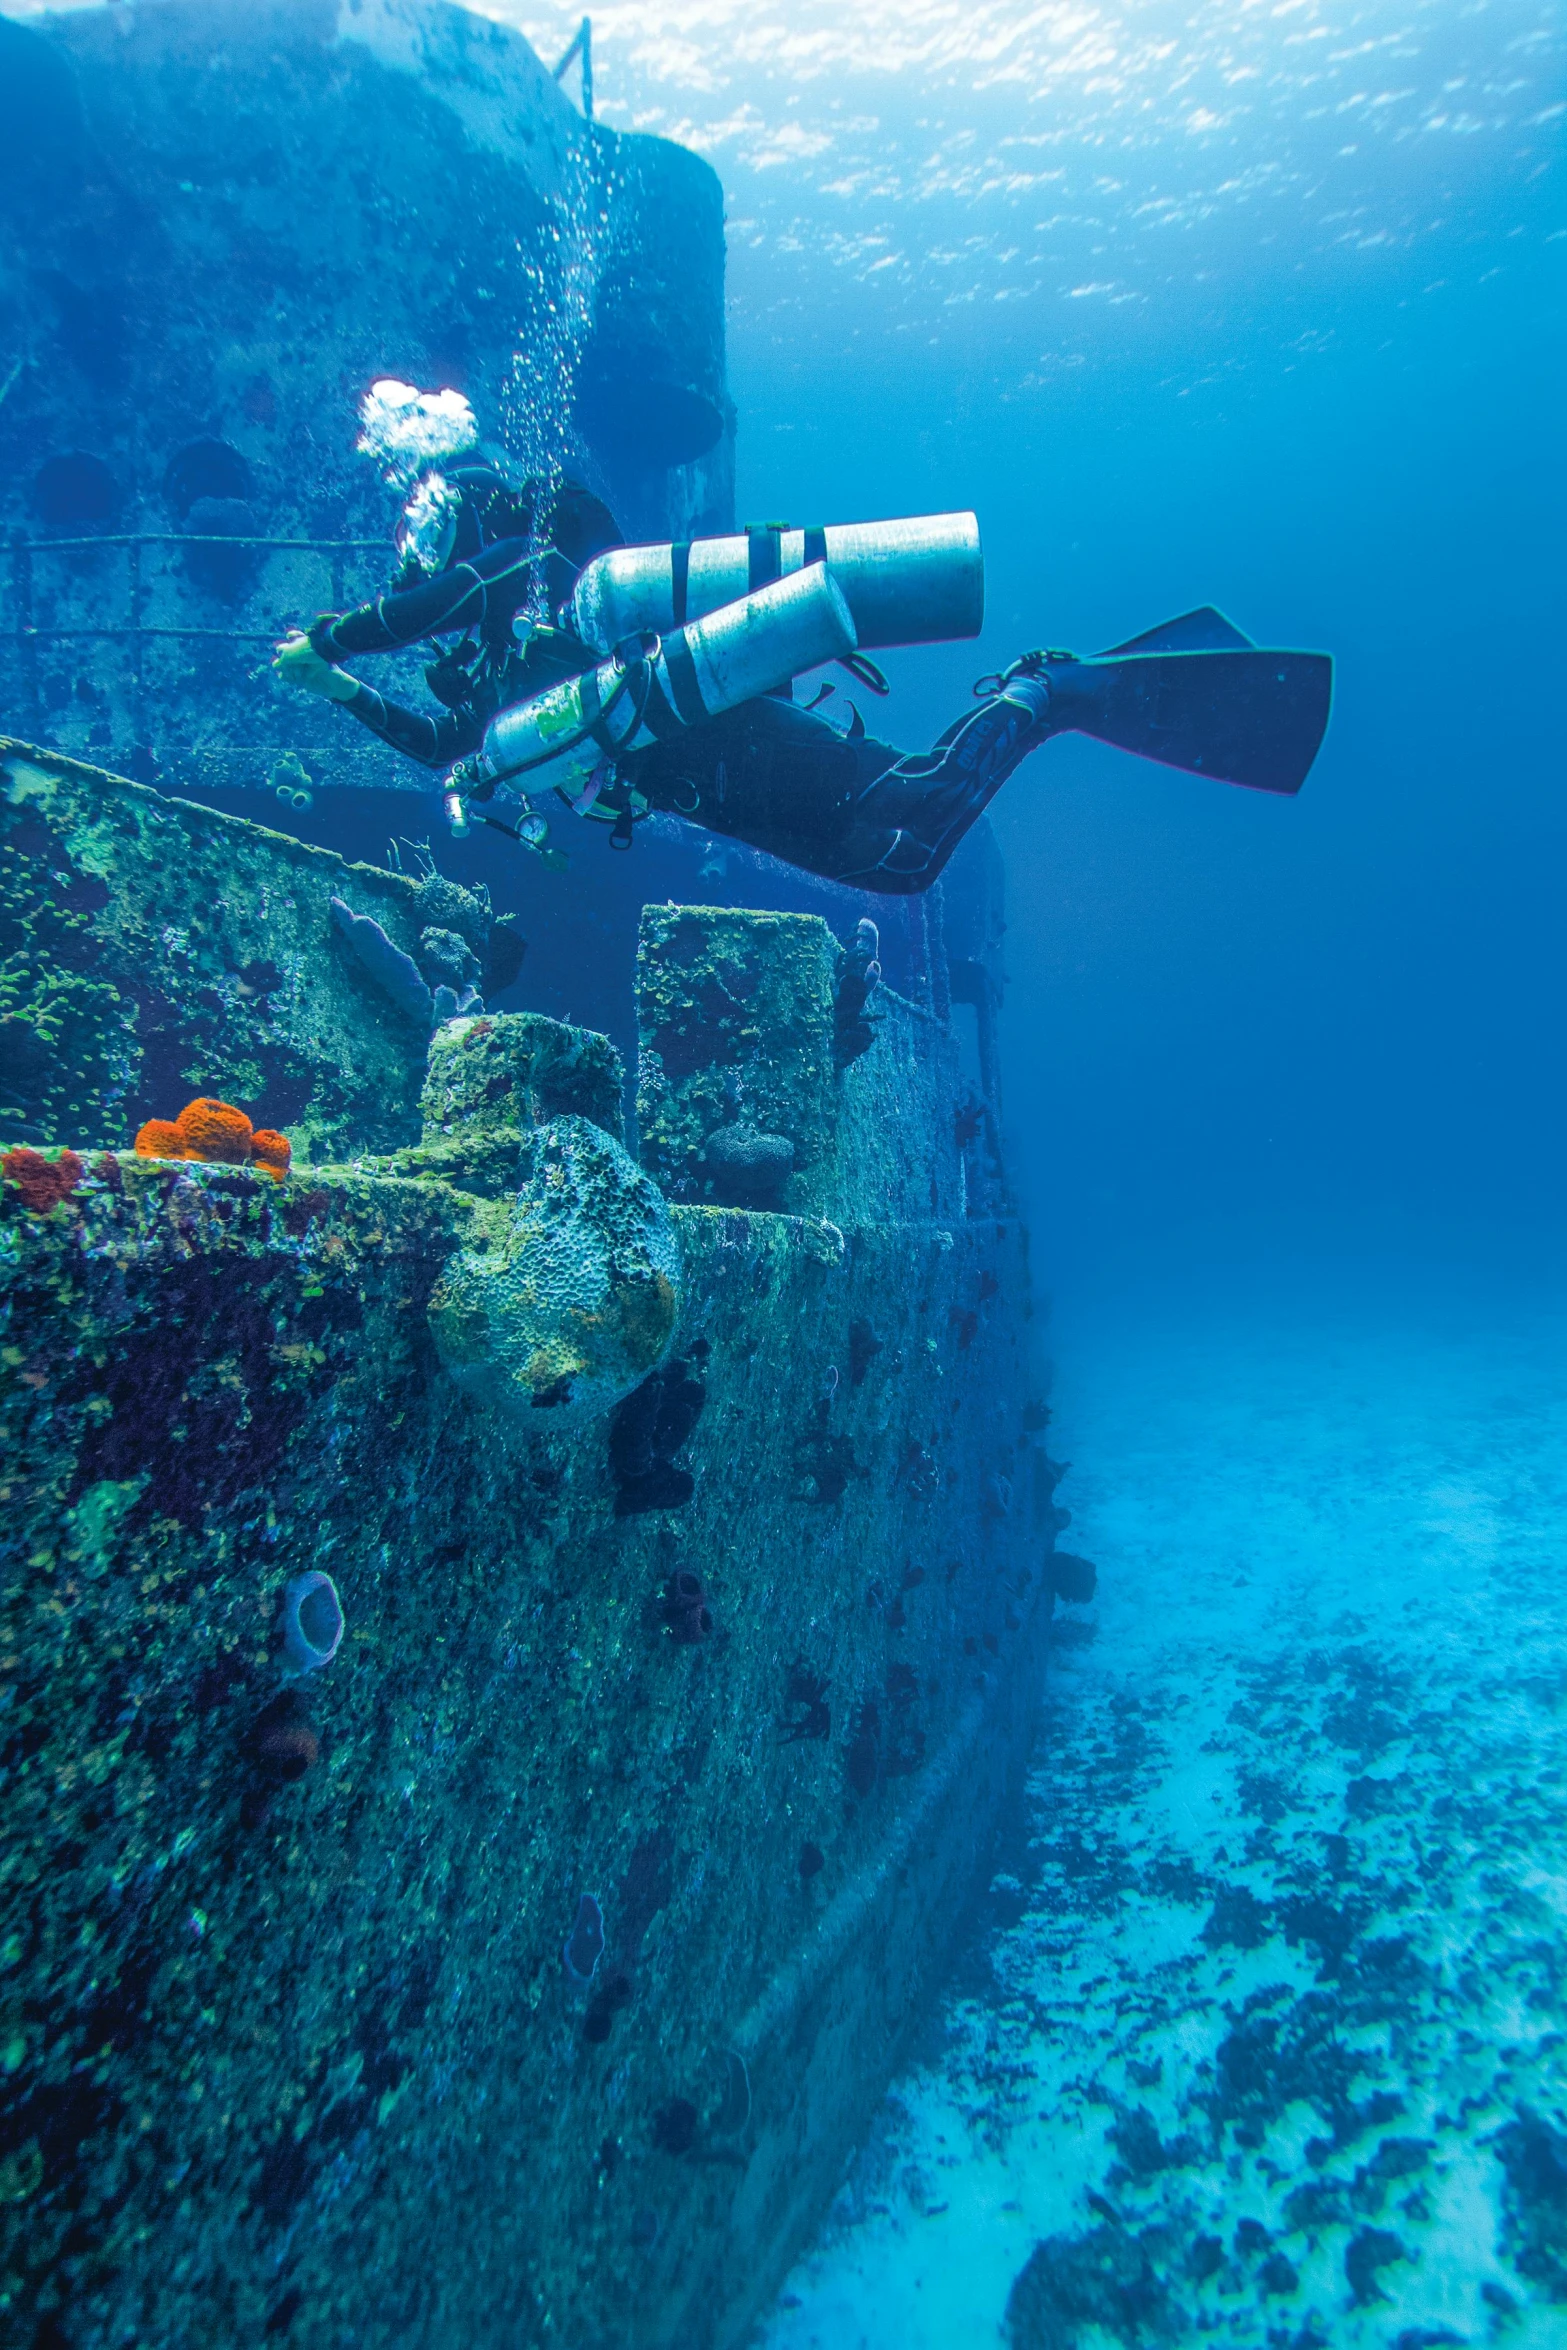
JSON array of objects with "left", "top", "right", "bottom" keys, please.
[
  {"left": 797, "top": 1401, "right": 861, "bottom": 1504},
  {"left": 331, "top": 895, "right": 480, "bottom": 1032},
  {"left": 833, "top": 917, "right": 882, "bottom": 1068},
  {"left": 703, "top": 1121, "right": 794, "bottom": 1208},
  {"left": 133, "top": 1118, "right": 184, "bottom": 1160},
  {"left": 249, "top": 1693, "right": 319, "bottom": 1783},
  {"left": 1007, "top": 2220, "right": 1176, "bottom": 2348},
  {"left": 848, "top": 1317, "right": 883, "bottom": 1387},
  {"left": 430, "top": 1118, "right": 682, "bottom": 1427},
  {"left": 1051, "top": 1552, "right": 1098, "bottom": 1605},
  {"left": 1, "top": 1145, "right": 84, "bottom": 1211},
  {"left": 417, "top": 926, "right": 481, "bottom": 995},
  {"left": 133, "top": 1099, "right": 291, "bottom": 1182},
  {"left": 249, "top": 1129, "right": 292, "bottom": 1179}
]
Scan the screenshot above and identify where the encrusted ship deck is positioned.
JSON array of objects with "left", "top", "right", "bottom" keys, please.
[{"left": 1, "top": 745, "right": 1065, "bottom": 2350}]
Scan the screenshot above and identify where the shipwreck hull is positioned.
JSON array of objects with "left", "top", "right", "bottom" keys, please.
[{"left": 0, "top": 748, "right": 1060, "bottom": 2349}]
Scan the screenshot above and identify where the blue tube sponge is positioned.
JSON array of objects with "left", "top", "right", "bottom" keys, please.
[
  {"left": 330, "top": 895, "right": 433, "bottom": 1028},
  {"left": 280, "top": 1570, "right": 344, "bottom": 1674}
]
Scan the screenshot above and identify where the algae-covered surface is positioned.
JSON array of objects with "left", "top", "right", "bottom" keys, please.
[
  {"left": 636, "top": 905, "right": 840, "bottom": 1202},
  {"left": 389, "top": 1009, "right": 627, "bottom": 1196},
  {"left": 0, "top": 741, "right": 448, "bottom": 1163},
  {"left": 0, "top": 1144, "right": 1051, "bottom": 2348},
  {"left": 0, "top": 750, "right": 1054, "bottom": 2348}
]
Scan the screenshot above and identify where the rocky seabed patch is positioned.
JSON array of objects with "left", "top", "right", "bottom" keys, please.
[{"left": 764, "top": 1309, "right": 1567, "bottom": 2349}]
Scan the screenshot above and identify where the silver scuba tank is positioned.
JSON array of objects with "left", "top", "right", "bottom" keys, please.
[
  {"left": 571, "top": 512, "right": 983, "bottom": 656},
  {"left": 456, "top": 561, "right": 858, "bottom": 813}
]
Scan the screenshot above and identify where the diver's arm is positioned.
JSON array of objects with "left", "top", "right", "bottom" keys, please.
[
  {"left": 310, "top": 537, "right": 538, "bottom": 659},
  {"left": 335, "top": 684, "right": 479, "bottom": 770},
  {"left": 272, "top": 630, "right": 477, "bottom": 767}
]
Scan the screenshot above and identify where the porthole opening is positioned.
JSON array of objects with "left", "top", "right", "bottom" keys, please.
[{"left": 164, "top": 438, "right": 254, "bottom": 520}]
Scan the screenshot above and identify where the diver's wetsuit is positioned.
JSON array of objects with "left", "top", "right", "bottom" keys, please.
[
  {"left": 625, "top": 695, "right": 1034, "bottom": 894},
  {"left": 312, "top": 473, "right": 1034, "bottom": 893},
  {"left": 312, "top": 470, "right": 622, "bottom": 770},
  {"left": 311, "top": 537, "right": 597, "bottom": 770}
]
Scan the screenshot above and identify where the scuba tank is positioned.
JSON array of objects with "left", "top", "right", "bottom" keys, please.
[
  {"left": 571, "top": 512, "right": 983, "bottom": 655},
  {"left": 443, "top": 561, "right": 857, "bottom": 848}
]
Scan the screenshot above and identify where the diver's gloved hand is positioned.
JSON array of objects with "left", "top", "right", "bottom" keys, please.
[{"left": 272, "top": 631, "right": 360, "bottom": 703}]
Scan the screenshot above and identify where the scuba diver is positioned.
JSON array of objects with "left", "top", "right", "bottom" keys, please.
[{"left": 275, "top": 383, "right": 1332, "bottom": 892}]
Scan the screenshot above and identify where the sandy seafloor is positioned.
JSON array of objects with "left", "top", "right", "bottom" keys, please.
[{"left": 760, "top": 1290, "right": 1567, "bottom": 2348}]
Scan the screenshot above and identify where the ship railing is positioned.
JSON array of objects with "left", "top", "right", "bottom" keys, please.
[
  {"left": 552, "top": 16, "right": 593, "bottom": 117},
  {"left": 5, "top": 532, "right": 390, "bottom": 644}
]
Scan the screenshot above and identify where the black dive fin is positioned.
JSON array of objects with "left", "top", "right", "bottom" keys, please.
[
  {"left": 1099, "top": 606, "right": 1255, "bottom": 656},
  {"left": 1044, "top": 647, "right": 1332, "bottom": 795}
]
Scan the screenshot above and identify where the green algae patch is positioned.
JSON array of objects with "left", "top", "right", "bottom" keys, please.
[
  {"left": 0, "top": 740, "right": 431, "bottom": 1161},
  {"left": 428, "top": 1115, "right": 681, "bottom": 1423},
  {"left": 64, "top": 1477, "right": 149, "bottom": 1579},
  {"left": 370, "top": 1010, "right": 627, "bottom": 1196},
  {"left": 635, "top": 904, "right": 838, "bottom": 1201}
]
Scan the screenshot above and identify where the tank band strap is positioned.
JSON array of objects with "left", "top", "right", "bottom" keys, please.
[
  {"left": 804, "top": 527, "right": 828, "bottom": 568},
  {"left": 636, "top": 670, "right": 685, "bottom": 744},
  {"left": 671, "top": 541, "right": 692, "bottom": 627},
  {"left": 747, "top": 525, "right": 783, "bottom": 590},
  {"left": 661, "top": 630, "right": 710, "bottom": 728}
]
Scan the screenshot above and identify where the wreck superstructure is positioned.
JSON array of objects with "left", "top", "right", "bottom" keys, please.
[
  {"left": 0, "top": 0, "right": 1009, "bottom": 1171},
  {"left": 0, "top": 0, "right": 730, "bottom": 795},
  {"left": 0, "top": 6, "right": 1055, "bottom": 2345}
]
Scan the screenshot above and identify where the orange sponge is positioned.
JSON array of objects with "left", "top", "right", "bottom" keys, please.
[
  {"left": 132, "top": 1098, "right": 293, "bottom": 1179},
  {"left": 249, "top": 1128, "right": 292, "bottom": 1182},
  {"left": 134, "top": 1119, "right": 185, "bottom": 1160},
  {"left": 175, "top": 1098, "right": 254, "bottom": 1163}
]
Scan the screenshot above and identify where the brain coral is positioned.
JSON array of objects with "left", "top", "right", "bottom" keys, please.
[{"left": 429, "top": 1115, "right": 681, "bottom": 1426}]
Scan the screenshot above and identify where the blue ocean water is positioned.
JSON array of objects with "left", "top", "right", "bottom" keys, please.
[
  {"left": 499, "top": 1, "right": 1565, "bottom": 2338},
  {"left": 0, "top": 1, "right": 1558, "bottom": 2337},
  {"left": 500, "top": 0, "right": 1566, "bottom": 1291}
]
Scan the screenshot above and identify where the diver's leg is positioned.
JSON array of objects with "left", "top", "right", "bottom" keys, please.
[
  {"left": 630, "top": 668, "right": 1052, "bottom": 894},
  {"left": 837, "top": 661, "right": 1052, "bottom": 890}
]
